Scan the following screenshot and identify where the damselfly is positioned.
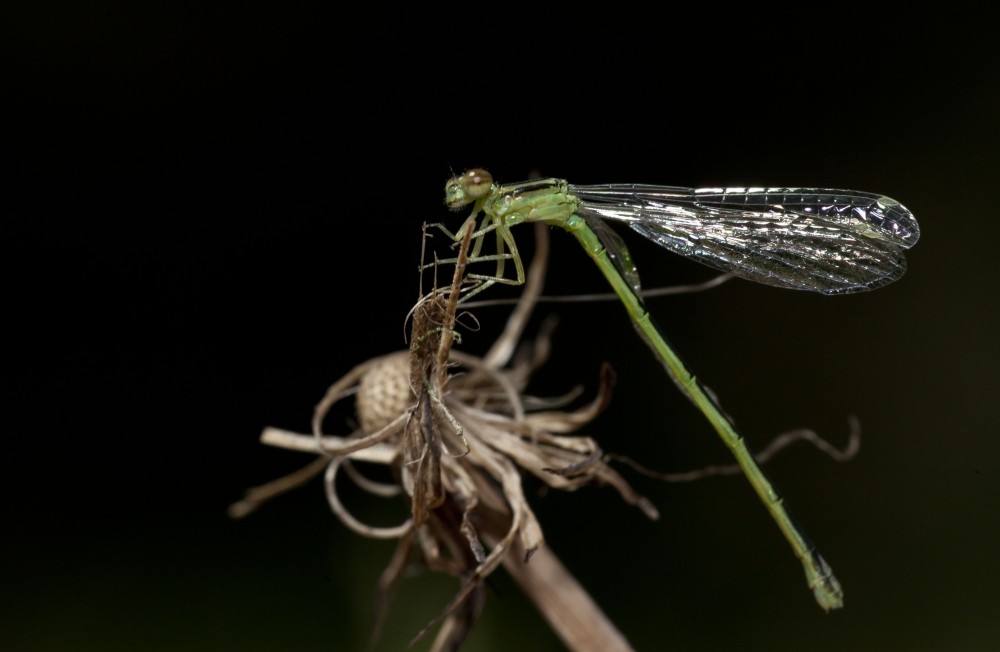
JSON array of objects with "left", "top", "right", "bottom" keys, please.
[{"left": 433, "top": 169, "right": 919, "bottom": 611}]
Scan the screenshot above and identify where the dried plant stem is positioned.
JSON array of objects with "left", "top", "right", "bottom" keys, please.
[
  {"left": 236, "top": 225, "right": 652, "bottom": 649},
  {"left": 436, "top": 220, "right": 476, "bottom": 390},
  {"left": 460, "top": 272, "right": 734, "bottom": 309},
  {"left": 481, "top": 222, "right": 550, "bottom": 369},
  {"left": 258, "top": 427, "right": 396, "bottom": 462},
  {"left": 227, "top": 455, "right": 331, "bottom": 519},
  {"left": 496, "top": 537, "right": 635, "bottom": 652},
  {"left": 609, "top": 416, "right": 862, "bottom": 483}
]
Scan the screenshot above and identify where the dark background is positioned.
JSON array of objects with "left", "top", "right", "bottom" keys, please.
[{"left": 4, "top": 4, "right": 998, "bottom": 651}]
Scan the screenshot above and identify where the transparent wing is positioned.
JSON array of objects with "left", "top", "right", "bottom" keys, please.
[
  {"left": 570, "top": 184, "right": 920, "bottom": 294},
  {"left": 580, "top": 211, "right": 643, "bottom": 293}
]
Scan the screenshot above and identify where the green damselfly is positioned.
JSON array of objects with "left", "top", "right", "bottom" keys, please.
[{"left": 435, "top": 169, "right": 920, "bottom": 611}]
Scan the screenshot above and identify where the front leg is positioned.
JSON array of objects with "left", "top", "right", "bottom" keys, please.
[
  {"left": 422, "top": 215, "right": 511, "bottom": 273},
  {"left": 426, "top": 213, "right": 479, "bottom": 243},
  {"left": 423, "top": 213, "right": 491, "bottom": 272}
]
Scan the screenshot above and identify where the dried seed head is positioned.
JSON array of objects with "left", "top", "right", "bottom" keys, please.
[
  {"left": 356, "top": 352, "right": 413, "bottom": 434},
  {"left": 232, "top": 222, "right": 672, "bottom": 651}
]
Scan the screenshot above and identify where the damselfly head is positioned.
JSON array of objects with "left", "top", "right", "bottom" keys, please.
[{"left": 444, "top": 168, "right": 493, "bottom": 209}]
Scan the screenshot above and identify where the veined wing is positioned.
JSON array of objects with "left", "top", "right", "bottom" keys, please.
[
  {"left": 580, "top": 211, "right": 643, "bottom": 293},
  {"left": 570, "top": 184, "right": 919, "bottom": 295}
]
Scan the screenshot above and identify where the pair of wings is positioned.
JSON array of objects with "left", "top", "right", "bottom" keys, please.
[{"left": 569, "top": 184, "right": 920, "bottom": 295}]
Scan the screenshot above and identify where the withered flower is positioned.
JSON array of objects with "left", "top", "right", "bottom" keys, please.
[{"left": 230, "top": 223, "right": 654, "bottom": 651}]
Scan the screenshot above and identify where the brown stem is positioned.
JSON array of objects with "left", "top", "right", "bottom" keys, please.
[
  {"left": 436, "top": 219, "right": 476, "bottom": 390},
  {"left": 490, "top": 532, "right": 635, "bottom": 652}
]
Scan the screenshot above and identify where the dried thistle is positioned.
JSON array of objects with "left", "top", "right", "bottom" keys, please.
[{"left": 230, "top": 222, "right": 653, "bottom": 651}]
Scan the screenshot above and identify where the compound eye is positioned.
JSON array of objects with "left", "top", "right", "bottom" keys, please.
[{"left": 460, "top": 169, "right": 493, "bottom": 199}]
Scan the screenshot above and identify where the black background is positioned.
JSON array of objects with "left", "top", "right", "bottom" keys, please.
[{"left": 4, "top": 4, "right": 998, "bottom": 651}]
